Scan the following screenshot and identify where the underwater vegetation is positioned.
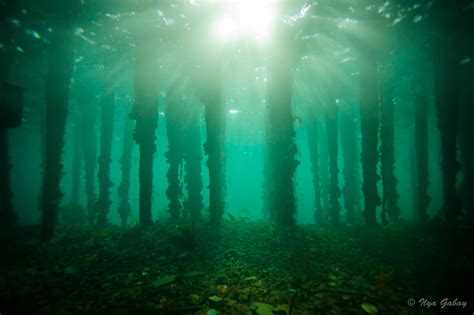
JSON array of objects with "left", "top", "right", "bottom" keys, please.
[{"left": 0, "top": 0, "right": 473, "bottom": 313}]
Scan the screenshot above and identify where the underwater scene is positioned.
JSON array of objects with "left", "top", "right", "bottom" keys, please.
[{"left": 1, "top": 0, "right": 473, "bottom": 314}]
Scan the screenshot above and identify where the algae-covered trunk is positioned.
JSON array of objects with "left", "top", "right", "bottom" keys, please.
[
  {"left": 118, "top": 110, "right": 134, "bottom": 227},
  {"left": 459, "top": 61, "right": 474, "bottom": 224},
  {"left": 80, "top": 97, "right": 97, "bottom": 225},
  {"left": 70, "top": 112, "right": 82, "bottom": 207},
  {"left": 0, "top": 18, "right": 16, "bottom": 225},
  {"left": 340, "top": 104, "right": 361, "bottom": 224},
  {"left": 431, "top": 1, "right": 463, "bottom": 223},
  {"left": 325, "top": 99, "right": 340, "bottom": 225},
  {"left": 307, "top": 112, "right": 322, "bottom": 225},
  {"left": 133, "top": 34, "right": 159, "bottom": 226},
  {"left": 380, "top": 67, "right": 400, "bottom": 223},
  {"left": 359, "top": 48, "right": 381, "bottom": 226},
  {"left": 0, "top": 128, "right": 15, "bottom": 225},
  {"left": 165, "top": 90, "right": 185, "bottom": 222},
  {"left": 203, "top": 61, "right": 225, "bottom": 227},
  {"left": 183, "top": 113, "right": 204, "bottom": 221},
  {"left": 266, "top": 26, "right": 298, "bottom": 226},
  {"left": 433, "top": 55, "right": 461, "bottom": 222},
  {"left": 95, "top": 82, "right": 115, "bottom": 227},
  {"left": 40, "top": 25, "right": 76, "bottom": 240},
  {"left": 414, "top": 84, "right": 430, "bottom": 222}
]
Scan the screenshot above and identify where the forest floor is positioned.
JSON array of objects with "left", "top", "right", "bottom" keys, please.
[{"left": 1, "top": 220, "right": 473, "bottom": 315}]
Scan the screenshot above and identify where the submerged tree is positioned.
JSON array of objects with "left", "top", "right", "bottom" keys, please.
[
  {"left": 380, "top": 65, "right": 400, "bottom": 223},
  {"left": 0, "top": 4, "right": 17, "bottom": 227},
  {"left": 183, "top": 103, "right": 204, "bottom": 221},
  {"left": 40, "top": 16, "right": 76, "bottom": 240},
  {"left": 202, "top": 60, "right": 225, "bottom": 226},
  {"left": 414, "top": 80, "right": 430, "bottom": 222},
  {"left": 358, "top": 36, "right": 381, "bottom": 226},
  {"left": 79, "top": 88, "right": 98, "bottom": 225},
  {"left": 118, "top": 110, "right": 135, "bottom": 227},
  {"left": 95, "top": 71, "right": 116, "bottom": 227},
  {"left": 325, "top": 97, "right": 341, "bottom": 225},
  {"left": 165, "top": 83, "right": 185, "bottom": 222},
  {"left": 432, "top": 3, "right": 462, "bottom": 222},
  {"left": 307, "top": 106, "right": 322, "bottom": 225},
  {"left": 459, "top": 61, "right": 474, "bottom": 224},
  {"left": 70, "top": 111, "right": 82, "bottom": 209},
  {"left": 340, "top": 101, "right": 361, "bottom": 225},
  {"left": 165, "top": 80, "right": 204, "bottom": 222},
  {"left": 61, "top": 109, "right": 87, "bottom": 225},
  {"left": 266, "top": 24, "right": 299, "bottom": 226},
  {"left": 133, "top": 25, "right": 160, "bottom": 226},
  {"left": 0, "top": 127, "right": 15, "bottom": 226}
]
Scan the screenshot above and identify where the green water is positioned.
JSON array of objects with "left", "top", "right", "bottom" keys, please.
[{"left": 1, "top": 0, "right": 473, "bottom": 314}]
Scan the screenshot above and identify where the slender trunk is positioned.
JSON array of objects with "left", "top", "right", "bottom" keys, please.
[
  {"left": 319, "top": 123, "right": 330, "bottom": 220},
  {"left": 95, "top": 87, "right": 115, "bottom": 226},
  {"left": 307, "top": 115, "right": 322, "bottom": 224},
  {"left": 118, "top": 112, "right": 134, "bottom": 227},
  {"left": 431, "top": 1, "right": 463, "bottom": 223},
  {"left": 203, "top": 61, "right": 225, "bottom": 226},
  {"left": 133, "top": 35, "right": 159, "bottom": 226},
  {"left": 340, "top": 105, "right": 360, "bottom": 224},
  {"left": 0, "top": 22, "right": 16, "bottom": 225},
  {"left": 40, "top": 25, "right": 75, "bottom": 240},
  {"left": 183, "top": 111, "right": 204, "bottom": 221},
  {"left": 359, "top": 48, "right": 381, "bottom": 226},
  {"left": 267, "top": 27, "right": 298, "bottom": 226},
  {"left": 165, "top": 96, "right": 184, "bottom": 221},
  {"left": 81, "top": 99, "right": 97, "bottom": 225},
  {"left": 414, "top": 87, "right": 430, "bottom": 222},
  {"left": 380, "top": 68, "right": 400, "bottom": 223},
  {"left": 459, "top": 61, "right": 474, "bottom": 224},
  {"left": 325, "top": 101, "right": 340, "bottom": 225},
  {"left": 70, "top": 112, "right": 81, "bottom": 206},
  {"left": 433, "top": 56, "right": 461, "bottom": 222},
  {"left": 0, "top": 128, "right": 15, "bottom": 225}
]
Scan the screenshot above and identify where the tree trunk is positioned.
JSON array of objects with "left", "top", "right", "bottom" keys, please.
[
  {"left": 266, "top": 26, "right": 298, "bottom": 226},
  {"left": 40, "top": 25, "right": 75, "bottom": 240},
  {"left": 81, "top": 98, "right": 97, "bottom": 225},
  {"left": 183, "top": 109, "right": 204, "bottom": 221},
  {"left": 165, "top": 92, "right": 185, "bottom": 222},
  {"left": 359, "top": 48, "right": 381, "bottom": 226},
  {"left": 203, "top": 61, "right": 225, "bottom": 227},
  {"left": 307, "top": 114, "right": 322, "bottom": 225},
  {"left": 118, "top": 111, "right": 134, "bottom": 227},
  {"left": 459, "top": 61, "right": 474, "bottom": 224},
  {"left": 434, "top": 56, "right": 461, "bottom": 222},
  {"left": 414, "top": 87, "right": 430, "bottom": 222},
  {"left": 95, "top": 85, "right": 115, "bottom": 227},
  {"left": 325, "top": 100, "right": 340, "bottom": 225},
  {"left": 0, "top": 11, "right": 15, "bottom": 226},
  {"left": 70, "top": 112, "right": 82, "bottom": 207},
  {"left": 340, "top": 104, "right": 361, "bottom": 224},
  {"left": 431, "top": 1, "right": 463, "bottom": 223},
  {"left": 0, "top": 128, "right": 15, "bottom": 225},
  {"left": 380, "top": 67, "right": 400, "bottom": 223},
  {"left": 133, "top": 35, "right": 159, "bottom": 226}
]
